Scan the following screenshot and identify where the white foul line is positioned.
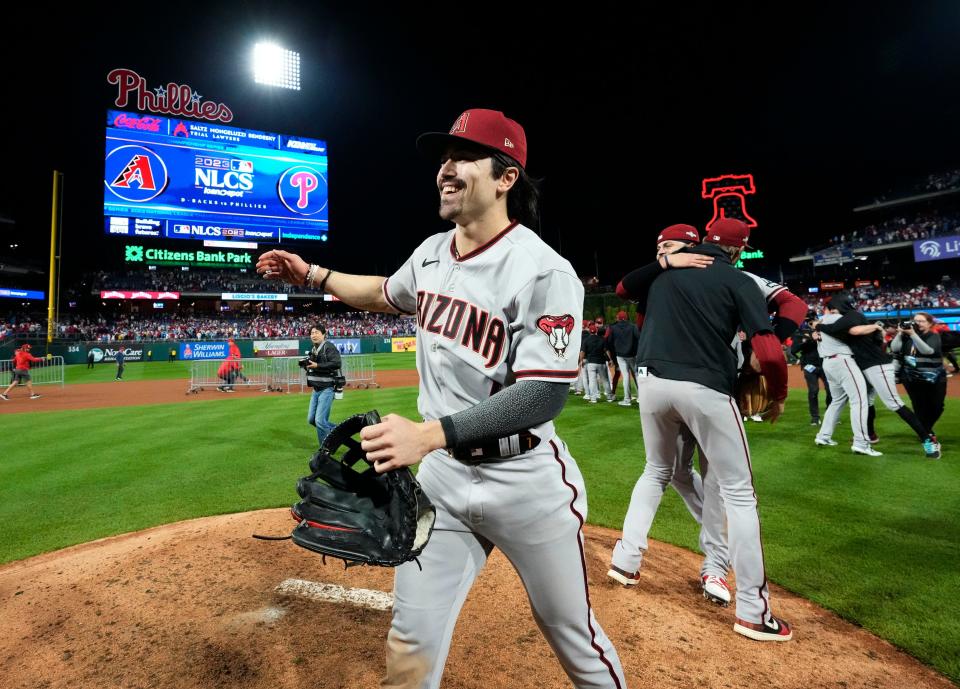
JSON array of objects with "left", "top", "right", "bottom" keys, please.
[{"left": 275, "top": 578, "right": 394, "bottom": 612}]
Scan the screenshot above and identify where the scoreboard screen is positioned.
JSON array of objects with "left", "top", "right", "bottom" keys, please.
[{"left": 104, "top": 110, "right": 328, "bottom": 244}]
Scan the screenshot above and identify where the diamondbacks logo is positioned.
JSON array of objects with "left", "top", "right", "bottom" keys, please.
[
  {"left": 278, "top": 165, "right": 328, "bottom": 215},
  {"left": 450, "top": 112, "right": 470, "bottom": 134},
  {"left": 536, "top": 315, "right": 576, "bottom": 359},
  {"left": 104, "top": 145, "right": 168, "bottom": 202}
]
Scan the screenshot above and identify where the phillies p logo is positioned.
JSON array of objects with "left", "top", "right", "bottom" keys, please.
[
  {"left": 278, "top": 165, "right": 329, "bottom": 216},
  {"left": 536, "top": 314, "right": 576, "bottom": 360}
]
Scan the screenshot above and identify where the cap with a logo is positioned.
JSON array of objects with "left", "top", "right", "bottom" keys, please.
[
  {"left": 704, "top": 218, "right": 752, "bottom": 249},
  {"left": 656, "top": 224, "right": 700, "bottom": 245},
  {"left": 417, "top": 109, "right": 527, "bottom": 169}
]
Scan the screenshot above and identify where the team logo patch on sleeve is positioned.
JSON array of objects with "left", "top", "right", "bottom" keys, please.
[{"left": 536, "top": 315, "right": 576, "bottom": 359}]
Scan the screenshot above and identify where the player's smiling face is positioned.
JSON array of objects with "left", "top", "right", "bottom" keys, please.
[
  {"left": 437, "top": 145, "right": 499, "bottom": 223},
  {"left": 656, "top": 240, "right": 693, "bottom": 258}
]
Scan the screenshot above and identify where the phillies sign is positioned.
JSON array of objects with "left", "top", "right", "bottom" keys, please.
[{"left": 108, "top": 68, "right": 233, "bottom": 123}]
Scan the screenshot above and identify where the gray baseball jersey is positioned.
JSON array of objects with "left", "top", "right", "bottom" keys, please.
[
  {"left": 381, "top": 222, "right": 626, "bottom": 689},
  {"left": 384, "top": 223, "right": 582, "bottom": 438},
  {"left": 815, "top": 314, "right": 871, "bottom": 448}
]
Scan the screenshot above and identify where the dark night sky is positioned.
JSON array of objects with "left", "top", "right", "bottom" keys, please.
[{"left": 2, "top": 1, "right": 959, "bottom": 285}]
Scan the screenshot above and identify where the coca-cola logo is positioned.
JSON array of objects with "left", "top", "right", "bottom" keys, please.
[
  {"left": 113, "top": 113, "right": 162, "bottom": 132},
  {"left": 107, "top": 68, "right": 233, "bottom": 123}
]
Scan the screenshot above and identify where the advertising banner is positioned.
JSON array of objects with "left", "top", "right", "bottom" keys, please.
[
  {"left": 329, "top": 338, "right": 361, "bottom": 355},
  {"left": 101, "top": 290, "right": 180, "bottom": 300},
  {"left": 391, "top": 337, "right": 417, "bottom": 353},
  {"left": 179, "top": 341, "right": 229, "bottom": 360},
  {"left": 253, "top": 339, "right": 299, "bottom": 357},
  {"left": 87, "top": 345, "right": 145, "bottom": 362},
  {"left": 221, "top": 292, "right": 288, "bottom": 301},
  {"left": 914, "top": 236, "right": 960, "bottom": 263}
]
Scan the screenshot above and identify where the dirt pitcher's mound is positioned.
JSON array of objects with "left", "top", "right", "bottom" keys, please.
[{"left": 0, "top": 510, "right": 950, "bottom": 689}]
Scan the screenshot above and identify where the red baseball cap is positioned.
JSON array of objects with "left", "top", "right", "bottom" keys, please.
[
  {"left": 656, "top": 224, "right": 700, "bottom": 245},
  {"left": 417, "top": 109, "right": 528, "bottom": 168},
  {"left": 616, "top": 310, "right": 627, "bottom": 321},
  {"left": 22, "top": 343, "right": 31, "bottom": 350},
  {"left": 704, "top": 218, "right": 752, "bottom": 249}
]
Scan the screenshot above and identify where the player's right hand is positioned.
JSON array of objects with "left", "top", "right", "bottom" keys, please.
[
  {"left": 256, "top": 250, "right": 309, "bottom": 285},
  {"left": 767, "top": 399, "right": 786, "bottom": 424}
]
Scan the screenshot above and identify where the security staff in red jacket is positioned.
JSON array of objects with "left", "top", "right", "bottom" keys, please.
[{"left": 1, "top": 344, "right": 44, "bottom": 400}]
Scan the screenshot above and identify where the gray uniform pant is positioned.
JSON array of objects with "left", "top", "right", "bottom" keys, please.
[
  {"left": 672, "top": 428, "right": 730, "bottom": 578},
  {"left": 862, "top": 363, "right": 904, "bottom": 411},
  {"left": 385, "top": 440, "right": 626, "bottom": 689},
  {"left": 616, "top": 356, "right": 638, "bottom": 401},
  {"left": 586, "top": 362, "right": 614, "bottom": 400},
  {"left": 817, "top": 355, "right": 870, "bottom": 448},
  {"left": 612, "top": 373, "right": 773, "bottom": 625}
]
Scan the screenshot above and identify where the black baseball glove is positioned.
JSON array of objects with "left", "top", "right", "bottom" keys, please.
[{"left": 290, "top": 410, "right": 436, "bottom": 567}]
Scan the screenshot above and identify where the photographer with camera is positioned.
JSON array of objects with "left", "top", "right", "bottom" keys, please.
[
  {"left": 790, "top": 314, "right": 832, "bottom": 425},
  {"left": 302, "top": 324, "right": 343, "bottom": 446},
  {"left": 892, "top": 313, "right": 947, "bottom": 444}
]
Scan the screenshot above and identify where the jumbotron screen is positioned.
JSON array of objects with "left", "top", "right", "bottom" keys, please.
[{"left": 103, "top": 110, "right": 328, "bottom": 244}]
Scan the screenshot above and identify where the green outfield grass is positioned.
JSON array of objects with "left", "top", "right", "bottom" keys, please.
[
  {"left": 1, "top": 387, "right": 957, "bottom": 681},
  {"left": 62, "top": 352, "right": 418, "bottom": 384}
]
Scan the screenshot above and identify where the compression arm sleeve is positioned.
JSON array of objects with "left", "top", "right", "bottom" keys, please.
[{"left": 438, "top": 381, "right": 569, "bottom": 448}]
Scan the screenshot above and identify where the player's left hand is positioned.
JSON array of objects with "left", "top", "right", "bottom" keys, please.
[
  {"left": 360, "top": 414, "right": 446, "bottom": 474},
  {"left": 749, "top": 351, "right": 761, "bottom": 373}
]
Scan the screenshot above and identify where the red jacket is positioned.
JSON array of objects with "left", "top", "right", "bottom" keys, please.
[{"left": 13, "top": 350, "right": 43, "bottom": 370}]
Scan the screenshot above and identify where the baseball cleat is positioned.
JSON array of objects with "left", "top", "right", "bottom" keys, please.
[
  {"left": 810, "top": 418, "right": 821, "bottom": 426},
  {"left": 606, "top": 397, "right": 616, "bottom": 403},
  {"left": 0, "top": 394, "right": 8, "bottom": 401},
  {"left": 607, "top": 564, "right": 640, "bottom": 587},
  {"left": 923, "top": 438, "right": 942, "bottom": 459},
  {"left": 814, "top": 437, "right": 838, "bottom": 446},
  {"left": 701, "top": 574, "right": 731, "bottom": 606},
  {"left": 868, "top": 433, "right": 880, "bottom": 444},
  {"left": 618, "top": 400, "right": 633, "bottom": 407},
  {"left": 749, "top": 414, "right": 763, "bottom": 422},
  {"left": 734, "top": 615, "right": 793, "bottom": 642},
  {"left": 30, "top": 394, "right": 41, "bottom": 399},
  {"left": 852, "top": 445, "right": 883, "bottom": 457}
]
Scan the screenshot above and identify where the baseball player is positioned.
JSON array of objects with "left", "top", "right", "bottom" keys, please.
[
  {"left": 812, "top": 301, "right": 882, "bottom": 456},
  {"left": 607, "top": 311, "right": 640, "bottom": 405},
  {"left": 814, "top": 293, "right": 941, "bottom": 458},
  {"left": 1, "top": 344, "right": 44, "bottom": 400},
  {"left": 613, "top": 223, "right": 805, "bottom": 608},
  {"left": 609, "top": 218, "right": 793, "bottom": 641},
  {"left": 580, "top": 322, "right": 616, "bottom": 402},
  {"left": 257, "top": 109, "right": 627, "bottom": 689}
]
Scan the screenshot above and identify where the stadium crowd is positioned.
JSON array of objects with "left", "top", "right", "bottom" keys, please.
[
  {"left": 89, "top": 269, "right": 307, "bottom": 295},
  {"left": 1, "top": 312, "right": 416, "bottom": 342},
  {"left": 803, "top": 208, "right": 960, "bottom": 255},
  {"left": 804, "top": 284, "right": 960, "bottom": 313}
]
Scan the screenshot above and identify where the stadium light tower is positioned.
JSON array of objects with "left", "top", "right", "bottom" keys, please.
[{"left": 253, "top": 42, "right": 301, "bottom": 90}]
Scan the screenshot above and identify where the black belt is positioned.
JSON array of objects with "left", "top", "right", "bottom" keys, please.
[{"left": 448, "top": 431, "right": 541, "bottom": 463}]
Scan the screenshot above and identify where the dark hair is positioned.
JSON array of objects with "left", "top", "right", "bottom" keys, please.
[
  {"left": 311, "top": 324, "right": 326, "bottom": 334},
  {"left": 490, "top": 152, "right": 541, "bottom": 231}
]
